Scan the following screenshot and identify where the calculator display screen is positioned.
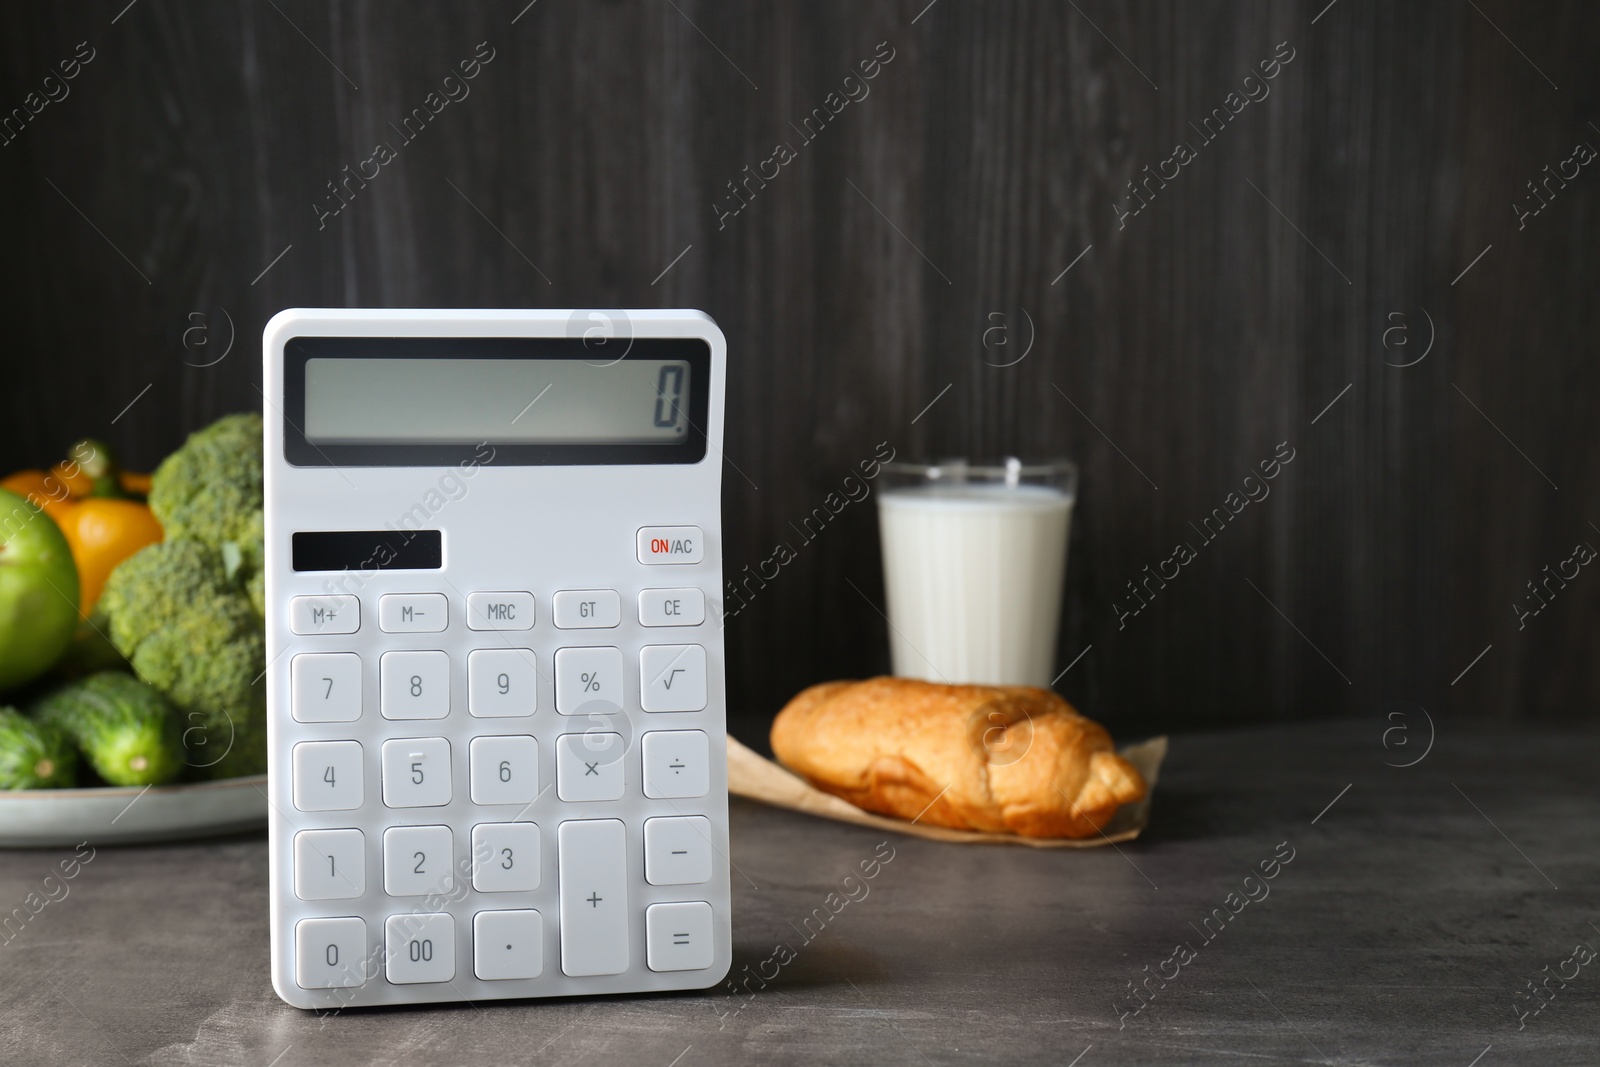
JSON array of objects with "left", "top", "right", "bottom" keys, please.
[
  {"left": 281, "top": 336, "right": 711, "bottom": 467},
  {"left": 303, "top": 358, "right": 691, "bottom": 446}
]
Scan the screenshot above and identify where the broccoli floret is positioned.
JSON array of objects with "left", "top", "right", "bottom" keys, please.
[
  {"left": 99, "top": 535, "right": 267, "bottom": 778},
  {"left": 148, "top": 412, "right": 264, "bottom": 554}
]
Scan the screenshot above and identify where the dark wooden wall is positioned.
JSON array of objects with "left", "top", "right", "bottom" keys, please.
[{"left": 2, "top": 1, "right": 1596, "bottom": 738}]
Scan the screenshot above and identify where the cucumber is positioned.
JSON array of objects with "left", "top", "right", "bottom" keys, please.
[
  {"left": 0, "top": 707, "right": 77, "bottom": 789},
  {"left": 33, "top": 671, "right": 184, "bottom": 786}
]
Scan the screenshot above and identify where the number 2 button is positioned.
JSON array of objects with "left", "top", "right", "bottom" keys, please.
[{"left": 381, "top": 651, "right": 449, "bottom": 719}]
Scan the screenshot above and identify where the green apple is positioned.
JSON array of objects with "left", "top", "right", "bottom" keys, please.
[{"left": 0, "top": 487, "right": 80, "bottom": 690}]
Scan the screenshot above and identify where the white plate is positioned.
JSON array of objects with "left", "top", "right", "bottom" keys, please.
[{"left": 0, "top": 775, "right": 268, "bottom": 847}]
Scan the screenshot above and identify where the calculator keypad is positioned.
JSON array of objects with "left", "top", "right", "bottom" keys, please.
[{"left": 275, "top": 581, "right": 726, "bottom": 1004}]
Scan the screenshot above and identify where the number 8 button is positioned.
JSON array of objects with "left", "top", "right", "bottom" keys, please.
[{"left": 381, "top": 651, "right": 449, "bottom": 719}]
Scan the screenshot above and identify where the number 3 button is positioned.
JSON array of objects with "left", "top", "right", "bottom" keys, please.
[{"left": 471, "top": 822, "right": 540, "bottom": 892}]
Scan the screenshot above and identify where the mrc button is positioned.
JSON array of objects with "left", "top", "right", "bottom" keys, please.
[
  {"left": 637, "top": 526, "right": 704, "bottom": 565},
  {"left": 467, "top": 591, "right": 535, "bottom": 631}
]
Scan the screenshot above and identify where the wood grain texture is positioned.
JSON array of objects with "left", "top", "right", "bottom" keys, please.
[{"left": 0, "top": 1, "right": 1595, "bottom": 736}]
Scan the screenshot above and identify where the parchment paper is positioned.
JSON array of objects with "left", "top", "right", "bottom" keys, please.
[{"left": 726, "top": 734, "right": 1167, "bottom": 849}]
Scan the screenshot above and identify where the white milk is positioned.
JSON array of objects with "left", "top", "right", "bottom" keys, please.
[{"left": 877, "top": 483, "right": 1073, "bottom": 687}]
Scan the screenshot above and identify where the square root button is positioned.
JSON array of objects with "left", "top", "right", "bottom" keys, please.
[{"left": 639, "top": 645, "right": 707, "bottom": 712}]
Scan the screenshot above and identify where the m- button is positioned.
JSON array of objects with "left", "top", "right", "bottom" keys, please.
[
  {"left": 637, "top": 526, "right": 704, "bottom": 565},
  {"left": 467, "top": 591, "right": 536, "bottom": 631},
  {"left": 379, "top": 593, "right": 447, "bottom": 633}
]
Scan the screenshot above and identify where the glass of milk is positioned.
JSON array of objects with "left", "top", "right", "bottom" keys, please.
[{"left": 876, "top": 458, "right": 1077, "bottom": 687}]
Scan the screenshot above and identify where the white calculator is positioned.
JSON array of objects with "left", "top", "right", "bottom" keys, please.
[{"left": 262, "top": 308, "right": 731, "bottom": 1009}]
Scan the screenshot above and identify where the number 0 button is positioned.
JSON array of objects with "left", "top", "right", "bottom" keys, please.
[
  {"left": 381, "top": 651, "right": 450, "bottom": 719},
  {"left": 296, "top": 916, "right": 367, "bottom": 990}
]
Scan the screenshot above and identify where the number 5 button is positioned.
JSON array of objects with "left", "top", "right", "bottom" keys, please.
[
  {"left": 639, "top": 645, "right": 707, "bottom": 712},
  {"left": 381, "top": 737, "right": 452, "bottom": 807}
]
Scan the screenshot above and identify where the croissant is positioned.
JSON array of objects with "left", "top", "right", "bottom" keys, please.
[{"left": 770, "top": 677, "right": 1147, "bottom": 839}]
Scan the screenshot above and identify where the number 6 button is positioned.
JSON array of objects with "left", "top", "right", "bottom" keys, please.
[{"left": 470, "top": 736, "right": 538, "bottom": 806}]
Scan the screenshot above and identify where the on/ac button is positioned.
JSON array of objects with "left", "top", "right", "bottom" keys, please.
[{"left": 637, "top": 526, "right": 704, "bottom": 565}]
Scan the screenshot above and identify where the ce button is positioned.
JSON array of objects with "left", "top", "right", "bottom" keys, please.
[{"left": 638, "top": 588, "right": 706, "bottom": 627}]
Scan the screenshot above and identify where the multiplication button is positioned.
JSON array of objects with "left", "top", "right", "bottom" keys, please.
[
  {"left": 467, "top": 591, "right": 535, "bottom": 631},
  {"left": 295, "top": 916, "right": 367, "bottom": 989}
]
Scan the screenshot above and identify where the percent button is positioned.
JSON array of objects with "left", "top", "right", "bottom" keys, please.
[{"left": 554, "top": 646, "right": 624, "bottom": 715}]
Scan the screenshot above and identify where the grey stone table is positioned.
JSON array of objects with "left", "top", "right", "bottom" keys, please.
[{"left": 2, "top": 718, "right": 1597, "bottom": 1066}]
